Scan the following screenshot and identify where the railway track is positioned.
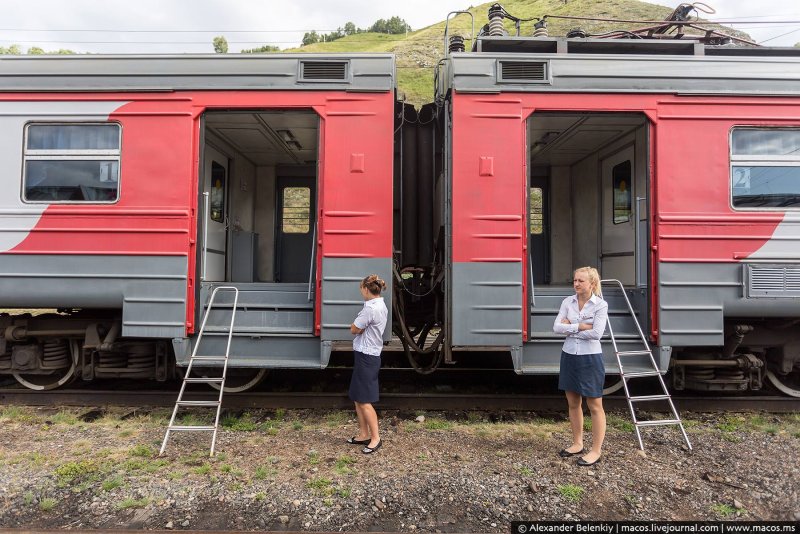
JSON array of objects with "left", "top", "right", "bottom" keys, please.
[{"left": 1, "top": 388, "right": 797, "bottom": 413}]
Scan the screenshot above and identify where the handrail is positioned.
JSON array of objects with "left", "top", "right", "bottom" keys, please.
[
  {"left": 308, "top": 222, "right": 317, "bottom": 302},
  {"left": 443, "top": 11, "right": 475, "bottom": 56},
  {"left": 201, "top": 192, "right": 209, "bottom": 282},
  {"left": 599, "top": 278, "right": 651, "bottom": 355}
]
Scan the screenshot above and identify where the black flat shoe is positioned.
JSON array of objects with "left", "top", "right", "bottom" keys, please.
[
  {"left": 577, "top": 456, "right": 601, "bottom": 466},
  {"left": 362, "top": 440, "right": 382, "bottom": 454},
  {"left": 347, "top": 436, "right": 370, "bottom": 445},
  {"left": 559, "top": 448, "right": 584, "bottom": 458}
]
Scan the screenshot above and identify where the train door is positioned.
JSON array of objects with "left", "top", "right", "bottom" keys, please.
[
  {"left": 529, "top": 174, "right": 550, "bottom": 285},
  {"left": 275, "top": 174, "right": 316, "bottom": 283},
  {"left": 202, "top": 145, "right": 229, "bottom": 281},
  {"left": 600, "top": 145, "right": 636, "bottom": 285}
]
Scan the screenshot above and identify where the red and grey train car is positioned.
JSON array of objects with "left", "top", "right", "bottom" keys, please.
[
  {"left": 0, "top": 54, "right": 394, "bottom": 389},
  {"left": 437, "top": 34, "right": 800, "bottom": 395}
]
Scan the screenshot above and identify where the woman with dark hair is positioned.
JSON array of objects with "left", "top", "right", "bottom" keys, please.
[
  {"left": 553, "top": 266, "right": 609, "bottom": 466},
  {"left": 346, "top": 274, "right": 388, "bottom": 454}
]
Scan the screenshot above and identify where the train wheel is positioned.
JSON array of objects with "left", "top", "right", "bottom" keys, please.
[
  {"left": 209, "top": 369, "right": 267, "bottom": 393},
  {"left": 765, "top": 369, "right": 800, "bottom": 398},
  {"left": 13, "top": 339, "right": 78, "bottom": 391},
  {"left": 178, "top": 367, "right": 267, "bottom": 393},
  {"left": 14, "top": 362, "right": 77, "bottom": 391}
]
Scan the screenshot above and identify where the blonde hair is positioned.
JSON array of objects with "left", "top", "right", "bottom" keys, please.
[
  {"left": 574, "top": 266, "right": 602, "bottom": 297},
  {"left": 360, "top": 274, "right": 386, "bottom": 296}
]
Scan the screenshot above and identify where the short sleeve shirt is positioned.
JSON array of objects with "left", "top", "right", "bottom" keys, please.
[{"left": 353, "top": 297, "right": 388, "bottom": 357}]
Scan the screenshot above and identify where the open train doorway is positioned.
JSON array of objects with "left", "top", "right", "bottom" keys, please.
[
  {"left": 525, "top": 111, "right": 650, "bottom": 370},
  {"left": 195, "top": 109, "right": 320, "bottom": 366}
]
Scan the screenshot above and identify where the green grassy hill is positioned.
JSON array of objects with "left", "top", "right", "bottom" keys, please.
[{"left": 282, "top": 0, "right": 748, "bottom": 105}]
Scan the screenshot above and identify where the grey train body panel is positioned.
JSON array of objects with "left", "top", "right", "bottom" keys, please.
[
  {"left": 523, "top": 286, "right": 657, "bottom": 375},
  {"left": 659, "top": 262, "right": 800, "bottom": 347},
  {"left": 0, "top": 54, "right": 395, "bottom": 92},
  {"left": 173, "top": 335, "right": 327, "bottom": 369},
  {"left": 451, "top": 261, "right": 523, "bottom": 347},
  {"left": 444, "top": 39, "right": 800, "bottom": 96},
  {"left": 0, "top": 254, "right": 187, "bottom": 338},
  {"left": 320, "top": 257, "right": 392, "bottom": 342}
]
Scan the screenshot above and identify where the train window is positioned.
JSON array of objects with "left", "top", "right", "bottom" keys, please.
[
  {"left": 282, "top": 187, "right": 310, "bottom": 233},
  {"left": 210, "top": 162, "right": 226, "bottom": 223},
  {"left": 530, "top": 187, "right": 543, "bottom": 234},
  {"left": 23, "top": 123, "right": 121, "bottom": 203},
  {"left": 731, "top": 128, "right": 800, "bottom": 209},
  {"left": 612, "top": 160, "right": 632, "bottom": 224}
]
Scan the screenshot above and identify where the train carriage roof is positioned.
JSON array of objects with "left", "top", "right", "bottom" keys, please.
[
  {"left": 0, "top": 53, "right": 395, "bottom": 92},
  {"left": 445, "top": 37, "right": 800, "bottom": 96}
]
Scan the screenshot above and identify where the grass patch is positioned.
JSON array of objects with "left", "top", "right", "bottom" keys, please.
[
  {"left": 116, "top": 497, "right": 149, "bottom": 510},
  {"left": 102, "top": 476, "right": 124, "bottom": 492},
  {"left": 558, "top": 484, "right": 585, "bottom": 503},
  {"left": 424, "top": 418, "right": 453, "bottom": 430},
  {"left": 23, "top": 491, "right": 34, "bottom": 506},
  {"left": 51, "top": 411, "right": 80, "bottom": 425},
  {"left": 54, "top": 460, "right": 98, "bottom": 486},
  {"left": 292, "top": 421, "right": 304, "bottom": 431},
  {"left": 308, "top": 451, "right": 320, "bottom": 465},
  {"left": 519, "top": 466, "right": 533, "bottom": 476},
  {"left": 254, "top": 492, "right": 266, "bottom": 501},
  {"left": 221, "top": 412, "right": 259, "bottom": 432},
  {"left": 607, "top": 414, "right": 635, "bottom": 433},
  {"left": 325, "top": 411, "right": 350, "bottom": 427},
  {"left": 716, "top": 415, "right": 745, "bottom": 433},
  {"left": 337, "top": 486, "right": 352, "bottom": 498},
  {"left": 39, "top": 497, "right": 57, "bottom": 511},
  {"left": 711, "top": 503, "right": 737, "bottom": 517},
  {"left": 0, "top": 406, "right": 33, "bottom": 422},
  {"left": 129, "top": 444, "right": 154, "bottom": 458},
  {"left": 334, "top": 455, "right": 356, "bottom": 475},
  {"left": 306, "top": 477, "right": 334, "bottom": 496},
  {"left": 123, "top": 458, "right": 169, "bottom": 473},
  {"left": 193, "top": 463, "right": 212, "bottom": 475}
]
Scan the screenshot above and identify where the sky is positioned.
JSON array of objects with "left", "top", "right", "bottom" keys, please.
[{"left": 1, "top": 0, "right": 799, "bottom": 54}]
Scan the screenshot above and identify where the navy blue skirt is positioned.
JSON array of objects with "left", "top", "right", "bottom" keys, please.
[
  {"left": 558, "top": 351, "right": 605, "bottom": 398},
  {"left": 349, "top": 350, "right": 381, "bottom": 403}
]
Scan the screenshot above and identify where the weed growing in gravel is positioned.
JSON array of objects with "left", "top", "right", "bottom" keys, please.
[
  {"left": 557, "top": 484, "right": 584, "bottom": 503},
  {"left": 129, "top": 444, "right": 154, "bottom": 458},
  {"left": 118, "top": 429, "right": 135, "bottom": 438},
  {"left": 116, "top": 497, "right": 149, "bottom": 510},
  {"left": 306, "top": 477, "right": 334, "bottom": 496},
  {"left": 711, "top": 503, "right": 736, "bottom": 517},
  {"left": 221, "top": 413, "right": 259, "bottom": 431},
  {"left": 123, "top": 458, "right": 168, "bottom": 474},
  {"left": 253, "top": 465, "right": 278, "bottom": 480},
  {"left": 308, "top": 451, "right": 320, "bottom": 465},
  {"left": 39, "top": 497, "right": 57, "bottom": 511},
  {"left": 337, "top": 486, "right": 352, "bottom": 498},
  {"left": 0, "top": 406, "right": 32, "bottom": 422},
  {"left": 193, "top": 463, "right": 212, "bottom": 475},
  {"left": 254, "top": 492, "right": 266, "bottom": 501},
  {"left": 54, "top": 460, "right": 98, "bottom": 486},
  {"left": 27, "top": 452, "right": 46, "bottom": 467},
  {"left": 334, "top": 455, "right": 356, "bottom": 475},
  {"left": 325, "top": 411, "right": 350, "bottom": 427},
  {"left": 582, "top": 419, "right": 592, "bottom": 431},
  {"left": 518, "top": 466, "right": 533, "bottom": 476},
  {"left": 51, "top": 411, "right": 80, "bottom": 425},
  {"left": 292, "top": 421, "right": 304, "bottom": 431},
  {"left": 23, "top": 491, "right": 34, "bottom": 506},
  {"left": 717, "top": 415, "right": 745, "bottom": 433},
  {"left": 606, "top": 414, "right": 635, "bottom": 432},
  {"left": 102, "top": 476, "right": 124, "bottom": 492},
  {"left": 424, "top": 418, "right": 453, "bottom": 430}
]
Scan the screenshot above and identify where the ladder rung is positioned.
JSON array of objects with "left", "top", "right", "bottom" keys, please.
[
  {"left": 176, "top": 400, "right": 220, "bottom": 407},
  {"left": 617, "top": 350, "right": 652, "bottom": 356},
  {"left": 623, "top": 371, "right": 662, "bottom": 379},
  {"left": 629, "top": 394, "right": 671, "bottom": 402},
  {"left": 168, "top": 425, "right": 217, "bottom": 432},
  {"left": 636, "top": 419, "right": 682, "bottom": 427},
  {"left": 192, "top": 355, "right": 228, "bottom": 361},
  {"left": 183, "top": 378, "right": 224, "bottom": 384}
]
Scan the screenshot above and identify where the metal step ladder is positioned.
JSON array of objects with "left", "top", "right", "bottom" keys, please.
[
  {"left": 160, "top": 286, "right": 239, "bottom": 457},
  {"left": 601, "top": 279, "right": 692, "bottom": 451}
]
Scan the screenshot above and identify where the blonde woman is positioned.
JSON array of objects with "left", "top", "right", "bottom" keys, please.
[
  {"left": 346, "top": 274, "right": 388, "bottom": 454},
  {"left": 553, "top": 267, "right": 609, "bottom": 466}
]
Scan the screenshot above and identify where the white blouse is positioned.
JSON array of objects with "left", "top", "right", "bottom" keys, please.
[{"left": 553, "top": 293, "right": 609, "bottom": 355}]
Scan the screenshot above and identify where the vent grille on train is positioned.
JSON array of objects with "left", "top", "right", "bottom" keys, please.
[
  {"left": 746, "top": 264, "right": 800, "bottom": 298},
  {"left": 498, "top": 61, "right": 548, "bottom": 83},
  {"left": 300, "top": 61, "right": 348, "bottom": 81}
]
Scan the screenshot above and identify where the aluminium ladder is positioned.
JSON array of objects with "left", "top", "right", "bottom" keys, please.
[
  {"left": 160, "top": 286, "right": 239, "bottom": 457},
  {"left": 600, "top": 279, "right": 692, "bottom": 451}
]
